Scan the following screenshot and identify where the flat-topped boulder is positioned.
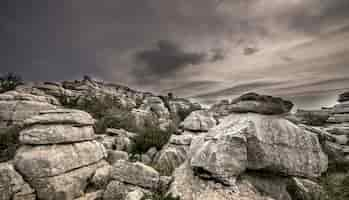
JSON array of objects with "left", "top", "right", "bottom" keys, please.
[
  {"left": 211, "top": 93, "right": 293, "bottom": 116},
  {"left": 180, "top": 110, "right": 216, "bottom": 132},
  {"left": 14, "top": 141, "right": 106, "bottom": 178},
  {"left": 20, "top": 124, "right": 95, "bottom": 144},
  {"left": 338, "top": 91, "right": 349, "bottom": 102},
  {"left": 23, "top": 109, "right": 95, "bottom": 126}
]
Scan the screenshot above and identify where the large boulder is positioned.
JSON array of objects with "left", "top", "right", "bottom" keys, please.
[
  {"left": 180, "top": 110, "right": 216, "bottom": 132},
  {"left": 153, "top": 145, "right": 188, "bottom": 176},
  {"left": 29, "top": 160, "right": 107, "bottom": 200},
  {"left": 193, "top": 113, "right": 328, "bottom": 179},
  {"left": 110, "top": 160, "right": 160, "bottom": 190},
  {"left": 327, "top": 114, "right": 349, "bottom": 123},
  {"left": 211, "top": 93, "right": 293, "bottom": 116},
  {"left": 14, "top": 141, "right": 106, "bottom": 178},
  {"left": 189, "top": 129, "right": 247, "bottom": 185},
  {"left": 333, "top": 102, "right": 349, "bottom": 114},
  {"left": 0, "top": 163, "right": 36, "bottom": 200},
  {"left": 168, "top": 162, "right": 274, "bottom": 200}
]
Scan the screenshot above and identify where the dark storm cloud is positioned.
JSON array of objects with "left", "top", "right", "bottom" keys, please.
[{"left": 134, "top": 40, "right": 206, "bottom": 77}]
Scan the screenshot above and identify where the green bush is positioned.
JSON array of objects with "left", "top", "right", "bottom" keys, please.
[
  {"left": 0, "top": 126, "right": 21, "bottom": 162},
  {"left": 130, "top": 119, "right": 174, "bottom": 155},
  {"left": 0, "top": 73, "right": 23, "bottom": 93},
  {"left": 320, "top": 172, "right": 349, "bottom": 200},
  {"left": 94, "top": 107, "right": 137, "bottom": 134}
]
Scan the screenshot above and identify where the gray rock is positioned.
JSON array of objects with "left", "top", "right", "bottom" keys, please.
[
  {"left": 0, "top": 163, "right": 36, "bottom": 200},
  {"left": 140, "top": 154, "right": 153, "bottom": 165},
  {"left": 325, "top": 123, "right": 349, "bottom": 135},
  {"left": 159, "top": 176, "right": 173, "bottom": 193},
  {"left": 323, "top": 141, "right": 349, "bottom": 165},
  {"left": 220, "top": 113, "right": 328, "bottom": 178},
  {"left": 211, "top": 93, "right": 293, "bottom": 116},
  {"left": 24, "top": 109, "right": 95, "bottom": 126},
  {"left": 125, "top": 190, "right": 144, "bottom": 200},
  {"left": 110, "top": 160, "right": 160, "bottom": 190},
  {"left": 14, "top": 141, "right": 106, "bottom": 178},
  {"left": 333, "top": 102, "right": 349, "bottom": 114},
  {"left": 287, "top": 178, "right": 324, "bottom": 200},
  {"left": 242, "top": 173, "right": 292, "bottom": 200},
  {"left": 91, "top": 164, "right": 112, "bottom": 189},
  {"left": 74, "top": 190, "right": 103, "bottom": 200},
  {"left": 180, "top": 110, "right": 216, "bottom": 132},
  {"left": 28, "top": 160, "right": 107, "bottom": 200},
  {"left": 338, "top": 92, "right": 349, "bottom": 102},
  {"left": 190, "top": 128, "right": 247, "bottom": 185},
  {"left": 168, "top": 162, "right": 274, "bottom": 200},
  {"left": 107, "top": 150, "right": 129, "bottom": 164},
  {"left": 153, "top": 145, "right": 188, "bottom": 176},
  {"left": 95, "top": 134, "right": 116, "bottom": 150},
  {"left": 103, "top": 181, "right": 129, "bottom": 200},
  {"left": 327, "top": 114, "right": 349, "bottom": 123},
  {"left": 20, "top": 124, "right": 95, "bottom": 144},
  {"left": 169, "top": 134, "right": 193, "bottom": 145}
]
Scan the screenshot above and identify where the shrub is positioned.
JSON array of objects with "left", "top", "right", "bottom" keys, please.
[
  {"left": 0, "top": 73, "right": 23, "bottom": 93},
  {"left": 94, "top": 107, "right": 137, "bottom": 134},
  {"left": 320, "top": 172, "right": 349, "bottom": 200},
  {"left": 130, "top": 119, "right": 174, "bottom": 155},
  {"left": 0, "top": 126, "right": 21, "bottom": 162}
]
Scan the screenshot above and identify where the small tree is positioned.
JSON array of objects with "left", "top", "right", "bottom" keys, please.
[{"left": 0, "top": 73, "right": 23, "bottom": 93}]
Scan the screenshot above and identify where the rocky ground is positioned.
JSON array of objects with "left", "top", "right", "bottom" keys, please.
[{"left": 0, "top": 77, "right": 348, "bottom": 200}]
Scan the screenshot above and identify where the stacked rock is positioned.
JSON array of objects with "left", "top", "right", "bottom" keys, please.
[
  {"left": 168, "top": 93, "right": 328, "bottom": 200},
  {"left": 13, "top": 109, "right": 107, "bottom": 200},
  {"left": 321, "top": 92, "right": 349, "bottom": 165}
]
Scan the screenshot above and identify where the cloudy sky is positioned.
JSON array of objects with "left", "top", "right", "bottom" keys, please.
[{"left": 1, "top": 0, "right": 349, "bottom": 109}]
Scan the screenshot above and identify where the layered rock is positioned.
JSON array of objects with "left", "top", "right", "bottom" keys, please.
[
  {"left": 0, "top": 162, "right": 36, "bottom": 200},
  {"left": 13, "top": 109, "right": 107, "bottom": 200},
  {"left": 0, "top": 91, "right": 58, "bottom": 127},
  {"left": 180, "top": 110, "right": 216, "bottom": 132},
  {"left": 211, "top": 93, "right": 293, "bottom": 117},
  {"left": 168, "top": 162, "right": 274, "bottom": 200}
]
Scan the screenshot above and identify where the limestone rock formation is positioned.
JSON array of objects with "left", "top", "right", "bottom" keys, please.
[
  {"left": 180, "top": 110, "right": 216, "bottom": 132},
  {"left": 211, "top": 92, "right": 293, "bottom": 116}
]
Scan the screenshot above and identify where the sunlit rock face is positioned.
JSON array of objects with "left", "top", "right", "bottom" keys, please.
[{"left": 180, "top": 110, "right": 217, "bottom": 132}]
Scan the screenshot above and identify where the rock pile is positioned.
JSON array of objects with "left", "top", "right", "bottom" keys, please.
[{"left": 13, "top": 109, "right": 107, "bottom": 200}]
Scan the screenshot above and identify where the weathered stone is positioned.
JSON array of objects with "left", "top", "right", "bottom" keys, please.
[
  {"left": 74, "top": 190, "right": 103, "bottom": 200},
  {"left": 180, "top": 110, "right": 216, "bottom": 132},
  {"left": 219, "top": 113, "right": 327, "bottom": 178},
  {"left": 190, "top": 128, "right": 247, "bottom": 185},
  {"left": 327, "top": 114, "right": 349, "bottom": 123},
  {"left": 107, "top": 150, "right": 129, "bottom": 164},
  {"left": 287, "top": 178, "right": 324, "bottom": 200},
  {"left": 110, "top": 160, "right": 160, "bottom": 190},
  {"left": 91, "top": 164, "right": 112, "bottom": 189},
  {"left": 333, "top": 102, "right": 349, "bottom": 114},
  {"left": 154, "top": 145, "right": 188, "bottom": 176},
  {"left": 14, "top": 141, "right": 106, "bottom": 178},
  {"left": 323, "top": 141, "right": 349, "bottom": 165},
  {"left": 168, "top": 162, "right": 274, "bottom": 200},
  {"left": 103, "top": 181, "right": 129, "bottom": 200},
  {"left": 24, "top": 109, "right": 95, "bottom": 126},
  {"left": 211, "top": 93, "right": 293, "bottom": 116},
  {"left": 95, "top": 135, "right": 116, "bottom": 150},
  {"left": 169, "top": 134, "right": 193, "bottom": 145},
  {"left": 125, "top": 190, "right": 144, "bottom": 200},
  {"left": 242, "top": 173, "right": 292, "bottom": 200},
  {"left": 325, "top": 123, "right": 349, "bottom": 135},
  {"left": 20, "top": 125, "right": 95, "bottom": 144},
  {"left": 159, "top": 176, "right": 173, "bottom": 193},
  {"left": 338, "top": 92, "right": 349, "bottom": 102},
  {"left": 0, "top": 163, "right": 36, "bottom": 200},
  {"left": 29, "top": 161, "right": 106, "bottom": 200}
]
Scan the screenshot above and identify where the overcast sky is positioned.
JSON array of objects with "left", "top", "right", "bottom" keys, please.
[{"left": 1, "top": 0, "right": 349, "bottom": 109}]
